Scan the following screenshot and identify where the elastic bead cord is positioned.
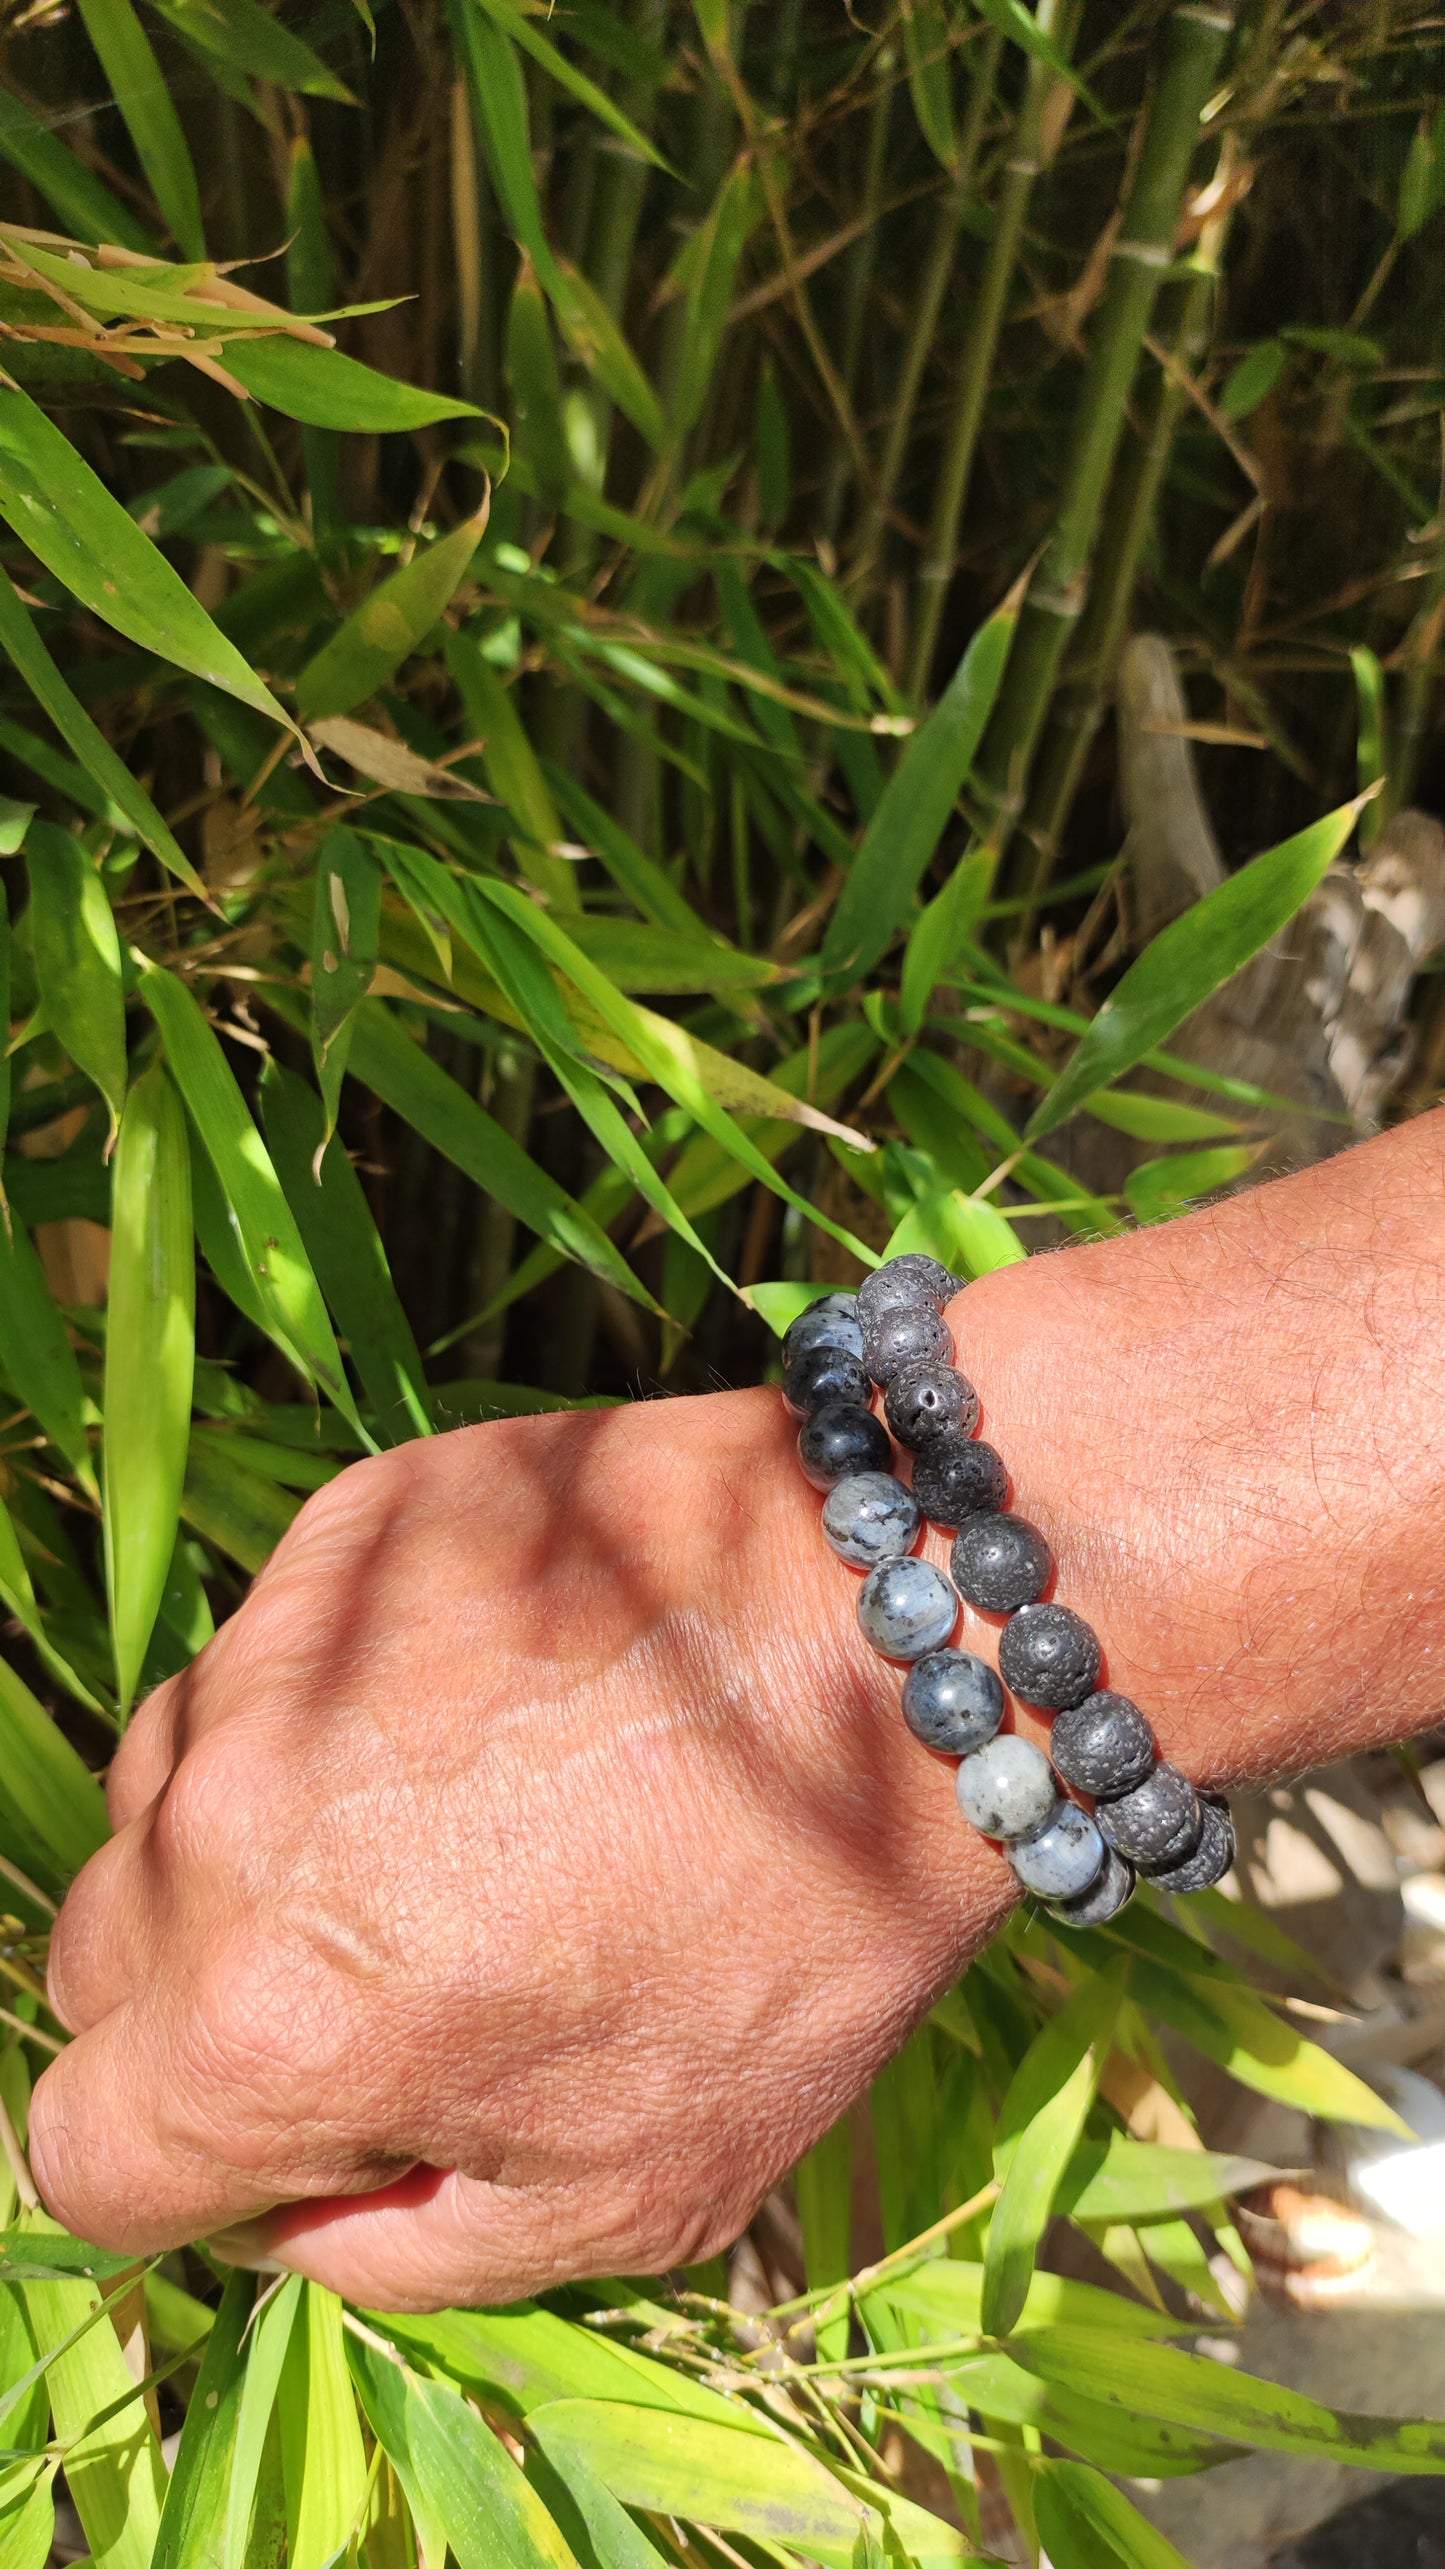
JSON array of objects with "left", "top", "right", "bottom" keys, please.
[{"left": 783, "top": 1259, "right": 1235, "bottom": 1926}]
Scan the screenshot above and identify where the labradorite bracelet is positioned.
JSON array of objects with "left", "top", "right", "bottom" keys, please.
[{"left": 783, "top": 1255, "right": 1235, "bottom": 1928}]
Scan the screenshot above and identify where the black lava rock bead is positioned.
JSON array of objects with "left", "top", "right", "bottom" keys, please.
[
  {"left": 857, "top": 1255, "right": 957, "bottom": 1326},
  {"left": 798, "top": 1401, "right": 892, "bottom": 1490},
  {"left": 951, "top": 1513, "right": 1053, "bottom": 1613},
  {"left": 1147, "top": 1798, "right": 1235, "bottom": 1893},
  {"left": 997, "top": 1602, "right": 1101, "bottom": 1709},
  {"left": 782, "top": 1296, "right": 864, "bottom": 1370},
  {"left": 783, "top": 1341, "right": 871, "bottom": 1416},
  {"left": 862, "top": 1303, "right": 953, "bottom": 1389},
  {"left": 1095, "top": 1764, "right": 1203, "bottom": 1868},
  {"left": 912, "top": 1436, "right": 1008, "bottom": 1528},
  {"left": 1048, "top": 1845, "right": 1137, "bottom": 1929},
  {"left": 885, "top": 1363, "right": 980, "bottom": 1449},
  {"left": 1050, "top": 1692, "right": 1157, "bottom": 1800},
  {"left": 901, "top": 1648, "right": 1005, "bottom": 1755}
]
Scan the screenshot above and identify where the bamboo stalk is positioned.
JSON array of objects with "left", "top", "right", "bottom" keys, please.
[
  {"left": 904, "top": 5, "right": 1071, "bottom": 701},
  {"left": 977, "top": 4, "right": 1237, "bottom": 901},
  {"left": 822, "top": 72, "right": 893, "bottom": 545},
  {"left": 851, "top": 28, "right": 1003, "bottom": 591}
]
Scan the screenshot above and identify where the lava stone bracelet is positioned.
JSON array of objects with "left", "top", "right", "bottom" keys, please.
[{"left": 783, "top": 1256, "right": 1235, "bottom": 1928}]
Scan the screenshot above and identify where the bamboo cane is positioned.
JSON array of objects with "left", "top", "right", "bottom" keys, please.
[{"left": 976, "top": 3, "right": 1237, "bottom": 902}]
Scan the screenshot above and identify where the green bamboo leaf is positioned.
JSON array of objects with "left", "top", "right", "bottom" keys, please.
[
  {"left": 984, "top": 1963, "right": 1127, "bottom": 2337},
  {"left": 25, "top": 823, "right": 127, "bottom": 1140},
  {"left": 297, "top": 512, "right": 489, "bottom": 723},
  {"left": 1032, "top": 2461, "right": 1190, "bottom": 2569},
  {"left": 0, "top": 2456, "right": 53, "bottom": 2569},
  {"left": 449, "top": 0, "right": 548, "bottom": 255},
  {"left": 279, "top": 2286, "right": 369, "bottom": 2569},
  {"left": 102, "top": 1064, "right": 194, "bottom": 1717},
  {"left": 22, "top": 2215, "right": 167, "bottom": 2569},
  {"left": 0, "top": 577, "right": 205, "bottom": 895},
  {"left": 1013, "top": 2325, "right": 1445, "bottom": 2471},
  {"left": 900, "top": 0, "right": 958, "bottom": 169},
  {"left": 794, "top": 2118, "right": 851, "bottom": 2366},
  {"left": 260, "top": 1064, "right": 432, "bottom": 1444},
  {"left": 1085, "top": 1090, "right": 1240, "bottom": 1142},
  {"left": 821, "top": 600, "right": 1017, "bottom": 988},
  {"left": 566, "top": 918, "right": 782, "bottom": 993},
  {"left": 0, "top": 1212, "right": 95, "bottom": 1494},
  {"left": 877, "top": 2257, "right": 1188, "bottom": 2340},
  {"left": 73, "top": 0, "right": 205, "bottom": 255},
  {"left": 1219, "top": 337, "right": 1288, "bottom": 420},
  {"left": 0, "top": 83, "right": 152, "bottom": 249},
  {"left": 1351, "top": 640, "right": 1387, "bottom": 843},
  {"left": 347, "top": 999, "right": 658, "bottom": 1311},
  {"left": 223, "top": 2273, "right": 302, "bottom": 2569},
  {"left": 1118, "top": 1948, "right": 1408, "bottom": 2128},
  {"left": 151, "top": 2271, "right": 255, "bottom": 2569},
  {"left": 139, "top": 963, "right": 366, "bottom": 1436},
  {"left": 0, "top": 388, "right": 301, "bottom": 738},
  {"left": 546, "top": 257, "right": 666, "bottom": 451},
  {"left": 0, "top": 1489, "right": 104, "bottom": 1715},
  {"left": 1056, "top": 2140, "right": 1279, "bottom": 2226},
  {"left": 349, "top": 2336, "right": 579, "bottom": 2569},
  {"left": 525, "top": 2441, "right": 668, "bottom": 2569},
  {"left": 1399, "top": 102, "right": 1445, "bottom": 238},
  {"left": 507, "top": 258, "right": 570, "bottom": 510},
  {"left": 1124, "top": 1143, "right": 1261, "bottom": 1223},
  {"left": 180, "top": 1441, "right": 301, "bottom": 1571},
  {"left": 526, "top": 2400, "right": 872, "bottom": 2555},
  {"left": 900, "top": 848, "right": 995, "bottom": 1034},
  {"left": 670, "top": 163, "right": 763, "bottom": 438},
  {"left": 309, "top": 829, "right": 380, "bottom": 1145},
  {"left": 466, "top": 0, "right": 671, "bottom": 170},
  {"left": 445, "top": 634, "right": 580, "bottom": 910},
  {"left": 223, "top": 336, "right": 483, "bottom": 429},
  {"left": 1026, "top": 795, "right": 1372, "bottom": 1141},
  {"left": 885, "top": 1190, "right": 1027, "bottom": 1276},
  {"left": 0, "top": 1652, "right": 109, "bottom": 1883},
  {"left": 0, "top": 2236, "right": 148, "bottom": 2286},
  {"left": 967, "top": 0, "right": 1113, "bottom": 128},
  {"left": 145, "top": 0, "right": 355, "bottom": 101}
]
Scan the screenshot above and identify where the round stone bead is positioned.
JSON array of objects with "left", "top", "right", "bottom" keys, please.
[
  {"left": 1048, "top": 1845, "right": 1137, "bottom": 1929},
  {"left": 862, "top": 1303, "right": 953, "bottom": 1390},
  {"left": 857, "top": 1557, "right": 959, "bottom": 1661},
  {"left": 1011, "top": 1804, "right": 1107, "bottom": 1900},
  {"left": 1146, "top": 1798, "right": 1235, "bottom": 1893},
  {"left": 912, "top": 1436, "right": 1008, "bottom": 1529},
  {"left": 956, "top": 1734, "right": 1059, "bottom": 1842},
  {"left": 1050, "top": 1692, "right": 1156, "bottom": 1799},
  {"left": 782, "top": 1296, "right": 864, "bottom": 1370},
  {"left": 997, "top": 1602, "right": 1102, "bottom": 1710},
  {"left": 1096, "top": 1764, "right": 1203, "bottom": 1869},
  {"left": 951, "top": 1513, "right": 1053, "bottom": 1614},
  {"left": 783, "top": 1341, "right": 871, "bottom": 1416},
  {"left": 885, "top": 1363, "right": 980, "bottom": 1450},
  {"left": 822, "top": 1471, "right": 921, "bottom": 1571},
  {"left": 857, "top": 1255, "right": 957, "bottom": 1327},
  {"left": 798, "top": 1401, "right": 891, "bottom": 1490},
  {"left": 902, "top": 1649, "right": 1005, "bottom": 1756}
]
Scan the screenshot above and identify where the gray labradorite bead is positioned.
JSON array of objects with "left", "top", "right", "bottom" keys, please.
[
  {"left": 997, "top": 1602, "right": 1101, "bottom": 1710},
  {"left": 857, "top": 1557, "right": 959, "bottom": 1661},
  {"left": 885, "top": 1363, "right": 980, "bottom": 1449},
  {"left": 782, "top": 1296, "right": 864, "bottom": 1370},
  {"left": 901, "top": 1649, "right": 1005, "bottom": 1755},
  {"left": 783, "top": 1341, "right": 871, "bottom": 1416},
  {"left": 912, "top": 1436, "right": 1008, "bottom": 1529},
  {"left": 956, "top": 1734, "right": 1059, "bottom": 1841},
  {"left": 1048, "top": 1845, "right": 1136, "bottom": 1929},
  {"left": 862, "top": 1303, "right": 953, "bottom": 1390},
  {"left": 951, "top": 1513, "right": 1053, "bottom": 1614},
  {"left": 1011, "top": 1803, "right": 1107, "bottom": 1900},
  {"left": 1050, "top": 1691, "right": 1156, "bottom": 1799},
  {"left": 822, "top": 1472, "right": 921, "bottom": 1570},
  {"left": 857, "top": 1255, "right": 958, "bottom": 1327},
  {"left": 1147, "top": 1797, "right": 1235, "bottom": 1893},
  {"left": 1096, "top": 1763, "right": 1203, "bottom": 1869},
  {"left": 798, "top": 1401, "right": 892, "bottom": 1490}
]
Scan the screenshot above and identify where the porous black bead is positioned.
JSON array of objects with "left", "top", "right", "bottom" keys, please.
[
  {"left": 912, "top": 1436, "right": 1008, "bottom": 1529},
  {"left": 1095, "top": 1764, "right": 1203, "bottom": 1869},
  {"left": 1050, "top": 1692, "right": 1157, "bottom": 1800},
  {"left": 997, "top": 1602, "right": 1101, "bottom": 1709},
  {"left": 856, "top": 1255, "right": 957, "bottom": 1327},
  {"left": 901, "top": 1649, "right": 1005, "bottom": 1756},
  {"left": 885, "top": 1363, "right": 980, "bottom": 1450},
  {"left": 862, "top": 1303, "right": 953, "bottom": 1389},
  {"left": 797, "top": 1401, "right": 891, "bottom": 1490},
  {"left": 951, "top": 1513, "right": 1053, "bottom": 1614},
  {"left": 782, "top": 1296, "right": 864, "bottom": 1371},
  {"left": 1047, "top": 1846, "right": 1137, "bottom": 1929},
  {"left": 1145, "top": 1798, "right": 1235, "bottom": 1893},
  {"left": 783, "top": 1340, "right": 871, "bottom": 1416}
]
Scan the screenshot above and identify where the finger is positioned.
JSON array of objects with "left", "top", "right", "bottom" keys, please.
[
  {"left": 106, "top": 1668, "right": 190, "bottom": 1831},
  {"left": 46, "top": 1819, "right": 159, "bottom": 2035}
]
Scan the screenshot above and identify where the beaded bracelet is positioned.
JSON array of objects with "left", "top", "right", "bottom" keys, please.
[{"left": 782, "top": 1254, "right": 1235, "bottom": 1929}]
